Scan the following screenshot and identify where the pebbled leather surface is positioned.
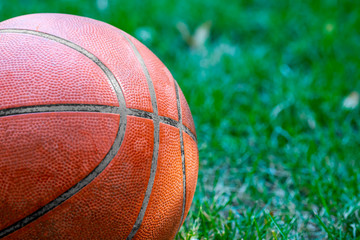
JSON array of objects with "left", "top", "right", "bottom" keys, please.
[
  {"left": 134, "top": 123, "right": 183, "bottom": 240},
  {"left": 0, "top": 33, "right": 118, "bottom": 110},
  {"left": 0, "top": 13, "right": 153, "bottom": 112},
  {"left": 129, "top": 34, "right": 179, "bottom": 122},
  {"left": 0, "top": 112, "right": 119, "bottom": 231},
  {"left": 179, "top": 87, "right": 197, "bottom": 137},
  {"left": 181, "top": 132, "right": 199, "bottom": 227}
]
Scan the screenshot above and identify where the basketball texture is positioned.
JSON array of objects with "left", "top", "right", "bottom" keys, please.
[{"left": 0, "top": 14, "right": 198, "bottom": 240}]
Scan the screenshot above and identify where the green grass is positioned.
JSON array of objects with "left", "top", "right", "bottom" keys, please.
[{"left": 2, "top": 0, "right": 360, "bottom": 239}]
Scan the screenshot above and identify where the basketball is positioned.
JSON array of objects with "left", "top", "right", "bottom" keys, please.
[{"left": 0, "top": 13, "right": 198, "bottom": 240}]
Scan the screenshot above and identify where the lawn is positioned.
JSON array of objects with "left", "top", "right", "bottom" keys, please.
[{"left": 1, "top": 0, "right": 360, "bottom": 239}]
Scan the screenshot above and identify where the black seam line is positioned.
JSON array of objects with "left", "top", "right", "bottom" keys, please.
[
  {"left": 175, "top": 81, "right": 187, "bottom": 233},
  {"left": 0, "top": 29, "right": 127, "bottom": 239},
  {"left": 0, "top": 104, "right": 197, "bottom": 143},
  {"left": 0, "top": 104, "right": 121, "bottom": 117},
  {"left": 127, "top": 108, "right": 197, "bottom": 143},
  {"left": 126, "top": 108, "right": 154, "bottom": 119},
  {"left": 183, "top": 127, "right": 197, "bottom": 144},
  {"left": 121, "top": 32, "right": 160, "bottom": 240}
]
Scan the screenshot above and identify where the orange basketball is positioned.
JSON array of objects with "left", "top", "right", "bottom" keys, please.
[{"left": 0, "top": 13, "right": 198, "bottom": 239}]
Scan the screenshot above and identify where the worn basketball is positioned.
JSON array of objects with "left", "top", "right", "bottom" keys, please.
[{"left": 0, "top": 14, "right": 198, "bottom": 239}]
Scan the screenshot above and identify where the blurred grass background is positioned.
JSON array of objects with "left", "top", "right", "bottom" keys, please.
[{"left": 1, "top": 0, "right": 360, "bottom": 239}]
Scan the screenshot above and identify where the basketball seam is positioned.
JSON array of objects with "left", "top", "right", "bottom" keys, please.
[
  {"left": 0, "top": 29, "right": 128, "bottom": 239},
  {"left": 120, "top": 32, "right": 161, "bottom": 240},
  {"left": 0, "top": 105, "right": 197, "bottom": 143},
  {"left": 175, "top": 81, "right": 187, "bottom": 233},
  {"left": 0, "top": 104, "right": 121, "bottom": 116},
  {"left": 127, "top": 108, "right": 196, "bottom": 142}
]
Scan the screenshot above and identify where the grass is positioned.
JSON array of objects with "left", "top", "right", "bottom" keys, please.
[{"left": 1, "top": 0, "right": 360, "bottom": 239}]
